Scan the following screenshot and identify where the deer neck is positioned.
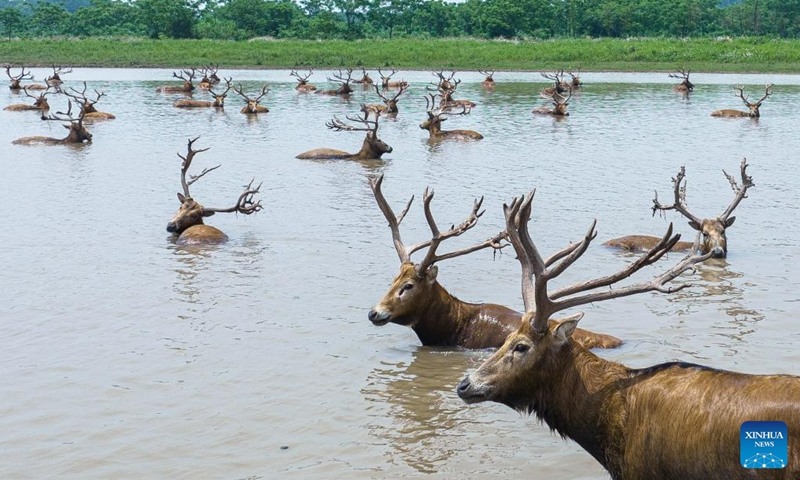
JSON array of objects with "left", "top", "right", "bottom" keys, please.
[
  {"left": 411, "top": 281, "right": 479, "bottom": 346},
  {"left": 355, "top": 135, "right": 378, "bottom": 159}
]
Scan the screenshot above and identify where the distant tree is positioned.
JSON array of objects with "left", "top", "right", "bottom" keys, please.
[
  {"left": 0, "top": 6, "right": 25, "bottom": 38},
  {"left": 73, "top": 0, "right": 143, "bottom": 36},
  {"left": 29, "top": 2, "right": 70, "bottom": 36},
  {"left": 214, "top": 0, "right": 302, "bottom": 38},
  {"left": 136, "top": 0, "right": 196, "bottom": 38}
]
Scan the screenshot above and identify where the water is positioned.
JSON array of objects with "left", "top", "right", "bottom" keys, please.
[{"left": 1, "top": 68, "right": 799, "bottom": 479}]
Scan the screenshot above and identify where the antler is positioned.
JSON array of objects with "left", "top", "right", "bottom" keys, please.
[
  {"left": 177, "top": 137, "right": 215, "bottom": 198},
  {"left": 62, "top": 81, "right": 105, "bottom": 109},
  {"left": 504, "top": 191, "right": 711, "bottom": 332},
  {"left": 52, "top": 65, "right": 72, "bottom": 76},
  {"left": 326, "top": 108, "right": 378, "bottom": 133},
  {"left": 233, "top": 84, "right": 268, "bottom": 102},
  {"left": 173, "top": 68, "right": 196, "bottom": 82},
  {"left": 204, "top": 179, "right": 263, "bottom": 215},
  {"left": 6, "top": 65, "right": 33, "bottom": 82},
  {"left": 541, "top": 70, "right": 565, "bottom": 83},
  {"left": 368, "top": 174, "right": 506, "bottom": 269},
  {"left": 755, "top": 84, "right": 773, "bottom": 105},
  {"left": 478, "top": 69, "right": 494, "bottom": 78},
  {"left": 210, "top": 77, "right": 233, "bottom": 98},
  {"left": 720, "top": 158, "right": 754, "bottom": 221},
  {"left": 378, "top": 67, "right": 396, "bottom": 81},
  {"left": 329, "top": 68, "right": 354, "bottom": 85},
  {"left": 668, "top": 68, "right": 691, "bottom": 80},
  {"left": 290, "top": 68, "right": 313, "bottom": 82},
  {"left": 652, "top": 166, "right": 703, "bottom": 226}
]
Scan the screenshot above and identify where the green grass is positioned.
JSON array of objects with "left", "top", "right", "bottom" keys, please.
[{"left": 2, "top": 37, "right": 800, "bottom": 72}]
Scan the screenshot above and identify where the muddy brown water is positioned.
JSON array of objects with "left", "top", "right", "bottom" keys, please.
[{"left": 2, "top": 69, "right": 799, "bottom": 479}]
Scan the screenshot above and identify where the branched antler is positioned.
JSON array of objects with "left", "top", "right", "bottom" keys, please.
[
  {"left": 720, "top": 158, "right": 754, "bottom": 221},
  {"left": 177, "top": 137, "right": 214, "bottom": 198},
  {"left": 652, "top": 166, "right": 703, "bottom": 226}
]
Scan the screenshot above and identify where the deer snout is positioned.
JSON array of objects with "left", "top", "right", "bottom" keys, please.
[
  {"left": 166, "top": 222, "right": 178, "bottom": 233},
  {"left": 712, "top": 246, "right": 726, "bottom": 258},
  {"left": 368, "top": 309, "right": 390, "bottom": 326},
  {"left": 457, "top": 376, "right": 488, "bottom": 403}
]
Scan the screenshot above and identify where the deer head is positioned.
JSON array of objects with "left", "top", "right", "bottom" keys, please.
[
  {"left": 290, "top": 68, "right": 314, "bottom": 86},
  {"left": 206, "top": 64, "right": 220, "bottom": 84},
  {"left": 378, "top": 67, "right": 398, "bottom": 88},
  {"left": 652, "top": 159, "right": 753, "bottom": 258},
  {"left": 373, "top": 83, "right": 408, "bottom": 114},
  {"left": 326, "top": 108, "right": 392, "bottom": 158},
  {"left": 233, "top": 84, "right": 269, "bottom": 113},
  {"left": 174, "top": 68, "right": 197, "bottom": 91},
  {"left": 24, "top": 86, "right": 52, "bottom": 109},
  {"left": 328, "top": 68, "right": 354, "bottom": 94},
  {"left": 209, "top": 77, "right": 233, "bottom": 107},
  {"left": 479, "top": 69, "right": 495, "bottom": 83},
  {"left": 167, "top": 137, "right": 262, "bottom": 234},
  {"left": 60, "top": 82, "right": 106, "bottom": 114},
  {"left": 668, "top": 68, "right": 693, "bottom": 91},
  {"left": 44, "top": 99, "right": 92, "bottom": 143},
  {"left": 46, "top": 65, "right": 72, "bottom": 85},
  {"left": 356, "top": 67, "right": 373, "bottom": 84},
  {"left": 567, "top": 67, "right": 582, "bottom": 88},
  {"left": 541, "top": 70, "right": 569, "bottom": 93},
  {"left": 539, "top": 88, "right": 572, "bottom": 116},
  {"left": 6, "top": 65, "right": 34, "bottom": 90},
  {"left": 367, "top": 174, "right": 506, "bottom": 326},
  {"left": 420, "top": 93, "right": 471, "bottom": 134},
  {"left": 734, "top": 84, "right": 772, "bottom": 117},
  {"left": 457, "top": 192, "right": 709, "bottom": 408}
]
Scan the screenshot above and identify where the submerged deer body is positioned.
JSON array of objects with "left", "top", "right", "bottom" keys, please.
[
  {"left": 174, "top": 78, "right": 232, "bottom": 108},
  {"left": 12, "top": 99, "right": 92, "bottom": 145},
  {"left": 532, "top": 88, "right": 571, "bottom": 116},
  {"left": 156, "top": 68, "right": 196, "bottom": 93},
  {"left": 166, "top": 137, "right": 262, "bottom": 245},
  {"left": 367, "top": 176, "right": 621, "bottom": 350},
  {"left": 234, "top": 84, "right": 270, "bottom": 114},
  {"left": 604, "top": 159, "right": 753, "bottom": 258},
  {"left": 4, "top": 87, "right": 51, "bottom": 112},
  {"left": 458, "top": 192, "right": 799, "bottom": 480},
  {"left": 669, "top": 68, "right": 694, "bottom": 93},
  {"left": 316, "top": 69, "right": 354, "bottom": 96},
  {"left": 296, "top": 109, "right": 392, "bottom": 160},
  {"left": 421, "top": 94, "right": 483, "bottom": 141},
  {"left": 712, "top": 84, "right": 772, "bottom": 118}
]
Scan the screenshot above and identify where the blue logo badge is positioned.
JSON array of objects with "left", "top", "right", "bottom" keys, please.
[{"left": 740, "top": 421, "right": 787, "bottom": 469}]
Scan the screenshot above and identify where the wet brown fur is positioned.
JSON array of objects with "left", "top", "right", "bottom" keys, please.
[
  {"left": 605, "top": 218, "right": 732, "bottom": 256},
  {"left": 420, "top": 113, "right": 483, "bottom": 140},
  {"left": 12, "top": 123, "right": 92, "bottom": 145},
  {"left": 168, "top": 194, "right": 227, "bottom": 245},
  {"left": 296, "top": 132, "right": 392, "bottom": 160},
  {"left": 459, "top": 317, "right": 800, "bottom": 479}
]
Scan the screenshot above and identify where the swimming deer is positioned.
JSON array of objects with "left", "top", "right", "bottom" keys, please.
[
  {"left": 290, "top": 69, "right": 317, "bottom": 92},
  {"left": 12, "top": 100, "right": 92, "bottom": 145},
  {"left": 712, "top": 84, "right": 772, "bottom": 118},
  {"left": 367, "top": 175, "right": 621, "bottom": 350},
  {"left": 315, "top": 69, "right": 354, "bottom": 96},
  {"left": 167, "top": 137, "right": 262, "bottom": 245},
  {"left": 457, "top": 191, "right": 799, "bottom": 480},
  {"left": 532, "top": 88, "right": 571, "bottom": 116},
  {"left": 420, "top": 94, "right": 483, "bottom": 141},
  {"left": 378, "top": 67, "right": 408, "bottom": 90},
  {"left": 45, "top": 65, "right": 72, "bottom": 87},
  {"left": 479, "top": 70, "right": 495, "bottom": 90},
  {"left": 61, "top": 82, "right": 115, "bottom": 120},
  {"left": 174, "top": 78, "right": 232, "bottom": 109},
  {"left": 604, "top": 159, "right": 753, "bottom": 258},
  {"left": 567, "top": 67, "right": 582, "bottom": 89},
  {"left": 233, "top": 84, "right": 270, "bottom": 114},
  {"left": 669, "top": 68, "right": 694, "bottom": 93},
  {"left": 362, "top": 83, "right": 408, "bottom": 115},
  {"left": 430, "top": 71, "right": 476, "bottom": 110},
  {"left": 353, "top": 67, "right": 374, "bottom": 86},
  {"left": 4, "top": 86, "right": 52, "bottom": 111},
  {"left": 156, "top": 68, "right": 197, "bottom": 93},
  {"left": 296, "top": 108, "right": 392, "bottom": 160},
  {"left": 540, "top": 70, "right": 570, "bottom": 96},
  {"left": 6, "top": 65, "right": 46, "bottom": 91},
  {"left": 198, "top": 64, "right": 220, "bottom": 90}
]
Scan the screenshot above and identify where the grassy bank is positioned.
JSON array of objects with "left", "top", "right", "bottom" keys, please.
[{"left": 2, "top": 37, "right": 800, "bottom": 72}]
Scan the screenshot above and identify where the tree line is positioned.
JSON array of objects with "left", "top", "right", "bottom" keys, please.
[{"left": 0, "top": 0, "right": 798, "bottom": 41}]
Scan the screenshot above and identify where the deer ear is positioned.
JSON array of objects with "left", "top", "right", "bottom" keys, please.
[
  {"left": 63, "top": 124, "right": 70, "bottom": 130},
  {"left": 688, "top": 220, "right": 702, "bottom": 231},
  {"left": 202, "top": 210, "right": 216, "bottom": 218},
  {"left": 177, "top": 193, "right": 186, "bottom": 203},
  {"left": 426, "top": 265, "right": 439, "bottom": 284},
  {"left": 724, "top": 216, "right": 736, "bottom": 228},
  {"left": 552, "top": 312, "right": 584, "bottom": 344}
]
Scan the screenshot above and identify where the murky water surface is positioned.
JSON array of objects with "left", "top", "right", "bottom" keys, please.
[{"left": 2, "top": 69, "right": 799, "bottom": 479}]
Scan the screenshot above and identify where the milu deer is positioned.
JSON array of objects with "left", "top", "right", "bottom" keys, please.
[
  {"left": 12, "top": 100, "right": 92, "bottom": 145},
  {"left": 167, "top": 137, "right": 262, "bottom": 245},
  {"left": 61, "top": 82, "right": 116, "bottom": 120},
  {"left": 197, "top": 65, "right": 221, "bottom": 90},
  {"left": 290, "top": 69, "right": 317, "bottom": 92},
  {"left": 541, "top": 70, "right": 570, "bottom": 96},
  {"left": 233, "top": 84, "right": 270, "bottom": 114},
  {"left": 315, "top": 69, "right": 354, "bottom": 96},
  {"left": 479, "top": 70, "right": 495, "bottom": 90},
  {"left": 378, "top": 67, "right": 408, "bottom": 89},
  {"left": 712, "top": 84, "right": 772, "bottom": 118},
  {"left": 367, "top": 175, "right": 621, "bottom": 350},
  {"left": 669, "top": 68, "right": 694, "bottom": 93},
  {"left": 45, "top": 65, "right": 72, "bottom": 87},
  {"left": 4, "top": 86, "right": 52, "bottom": 112},
  {"left": 362, "top": 83, "right": 408, "bottom": 116},
  {"left": 156, "top": 68, "right": 197, "bottom": 93},
  {"left": 567, "top": 67, "right": 582, "bottom": 89},
  {"left": 604, "top": 159, "right": 753, "bottom": 258},
  {"left": 353, "top": 67, "right": 374, "bottom": 86},
  {"left": 431, "top": 71, "right": 476, "bottom": 110},
  {"left": 6, "top": 65, "right": 46, "bottom": 91},
  {"left": 420, "top": 94, "right": 483, "bottom": 141},
  {"left": 532, "top": 88, "right": 571, "bottom": 116},
  {"left": 457, "top": 191, "right": 800, "bottom": 480},
  {"left": 296, "top": 108, "right": 392, "bottom": 160},
  {"left": 174, "top": 78, "right": 232, "bottom": 109}
]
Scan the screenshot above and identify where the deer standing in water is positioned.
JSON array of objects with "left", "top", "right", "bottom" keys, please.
[
  {"left": 458, "top": 191, "right": 800, "bottom": 480},
  {"left": 62, "top": 82, "right": 116, "bottom": 120},
  {"left": 5, "top": 65, "right": 47, "bottom": 91},
  {"left": 290, "top": 69, "right": 317, "bottom": 92},
  {"left": 378, "top": 67, "right": 408, "bottom": 89},
  {"left": 175, "top": 78, "right": 232, "bottom": 109},
  {"left": 315, "top": 69, "right": 354, "bottom": 96},
  {"left": 420, "top": 94, "right": 483, "bottom": 141},
  {"left": 167, "top": 137, "right": 262, "bottom": 245},
  {"left": 4, "top": 86, "right": 52, "bottom": 111},
  {"left": 669, "top": 68, "right": 694, "bottom": 93},
  {"left": 362, "top": 84, "right": 408, "bottom": 115},
  {"left": 296, "top": 108, "right": 392, "bottom": 160},
  {"left": 12, "top": 100, "right": 92, "bottom": 145},
  {"left": 479, "top": 70, "right": 495, "bottom": 90},
  {"left": 353, "top": 67, "right": 374, "bottom": 86},
  {"left": 233, "top": 84, "right": 270, "bottom": 114},
  {"left": 604, "top": 159, "right": 753, "bottom": 259},
  {"left": 540, "top": 70, "right": 570, "bottom": 96},
  {"left": 367, "top": 175, "right": 621, "bottom": 350},
  {"left": 711, "top": 84, "right": 772, "bottom": 118},
  {"left": 532, "top": 88, "right": 571, "bottom": 116},
  {"left": 198, "top": 65, "right": 220, "bottom": 90},
  {"left": 156, "top": 68, "right": 197, "bottom": 93},
  {"left": 45, "top": 65, "right": 72, "bottom": 87}
]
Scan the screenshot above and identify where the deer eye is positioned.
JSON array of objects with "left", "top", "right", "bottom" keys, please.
[
  {"left": 513, "top": 343, "right": 530, "bottom": 353},
  {"left": 398, "top": 283, "right": 414, "bottom": 296}
]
